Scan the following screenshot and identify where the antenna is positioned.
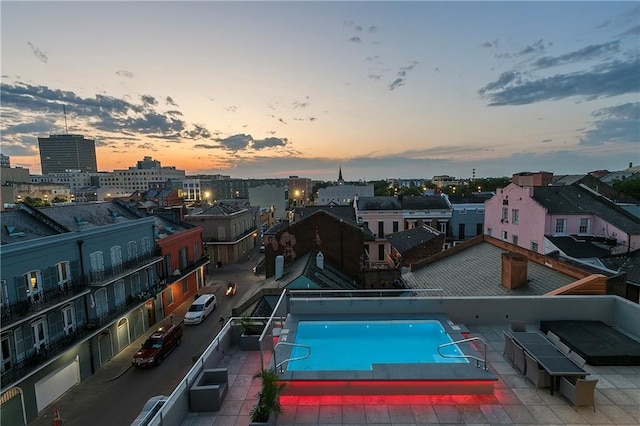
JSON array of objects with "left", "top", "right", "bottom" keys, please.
[{"left": 63, "top": 104, "right": 68, "bottom": 134}]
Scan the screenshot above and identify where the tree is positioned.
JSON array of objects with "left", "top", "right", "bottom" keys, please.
[
  {"left": 22, "top": 197, "right": 49, "bottom": 207},
  {"left": 612, "top": 177, "right": 640, "bottom": 201},
  {"left": 372, "top": 180, "right": 394, "bottom": 196}
]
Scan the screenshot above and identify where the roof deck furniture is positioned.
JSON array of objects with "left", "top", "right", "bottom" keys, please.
[
  {"left": 557, "top": 341, "right": 571, "bottom": 356},
  {"left": 513, "top": 342, "right": 526, "bottom": 376},
  {"left": 189, "top": 368, "right": 229, "bottom": 412},
  {"left": 511, "top": 332, "right": 588, "bottom": 395},
  {"left": 547, "top": 330, "right": 561, "bottom": 346},
  {"left": 559, "top": 377, "right": 598, "bottom": 411},
  {"left": 569, "top": 351, "right": 587, "bottom": 368},
  {"left": 503, "top": 331, "right": 515, "bottom": 365},
  {"left": 525, "top": 351, "right": 551, "bottom": 389}
]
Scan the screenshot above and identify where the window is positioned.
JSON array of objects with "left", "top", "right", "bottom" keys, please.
[
  {"left": 0, "top": 280, "right": 6, "bottom": 307},
  {"left": 31, "top": 318, "right": 48, "bottom": 352},
  {"left": 90, "top": 251, "right": 105, "bottom": 281},
  {"left": 179, "top": 247, "right": 188, "bottom": 269},
  {"left": 530, "top": 241, "right": 539, "bottom": 253},
  {"left": 458, "top": 223, "right": 466, "bottom": 240},
  {"left": 132, "top": 273, "right": 141, "bottom": 295},
  {"left": 392, "top": 221, "right": 399, "bottom": 233},
  {"left": 501, "top": 230, "right": 508, "bottom": 240},
  {"left": 114, "top": 280, "right": 125, "bottom": 307},
  {"left": 512, "top": 235, "right": 519, "bottom": 246},
  {"left": 182, "top": 279, "right": 188, "bottom": 295},
  {"left": 166, "top": 287, "right": 174, "bottom": 305},
  {"left": 579, "top": 218, "right": 590, "bottom": 234},
  {"left": 95, "top": 288, "right": 108, "bottom": 317},
  {"left": 110, "top": 245, "right": 123, "bottom": 272},
  {"left": 24, "top": 270, "right": 42, "bottom": 297},
  {"left": 141, "top": 237, "right": 152, "bottom": 254},
  {"left": 439, "top": 222, "right": 447, "bottom": 234},
  {"left": 501, "top": 207, "right": 508, "bottom": 222},
  {"left": 62, "top": 305, "right": 76, "bottom": 335},
  {"left": 1, "top": 334, "right": 12, "bottom": 371},
  {"left": 511, "top": 209, "right": 519, "bottom": 224},
  {"left": 378, "top": 222, "right": 384, "bottom": 238},
  {"left": 555, "top": 218, "right": 567, "bottom": 234},
  {"left": 57, "top": 261, "right": 71, "bottom": 287},
  {"left": 127, "top": 241, "right": 138, "bottom": 260},
  {"left": 378, "top": 244, "right": 385, "bottom": 261},
  {"left": 196, "top": 269, "right": 203, "bottom": 290},
  {"left": 193, "top": 242, "right": 200, "bottom": 260},
  {"left": 476, "top": 223, "right": 483, "bottom": 236}
]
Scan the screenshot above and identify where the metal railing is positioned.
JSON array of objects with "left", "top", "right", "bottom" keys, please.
[
  {"left": 274, "top": 342, "right": 311, "bottom": 373},
  {"left": 437, "top": 337, "right": 488, "bottom": 370},
  {"left": 89, "top": 252, "right": 163, "bottom": 286}
]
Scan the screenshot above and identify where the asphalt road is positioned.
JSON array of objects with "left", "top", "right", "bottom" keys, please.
[{"left": 30, "top": 252, "right": 264, "bottom": 426}]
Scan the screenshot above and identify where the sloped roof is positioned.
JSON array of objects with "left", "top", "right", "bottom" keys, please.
[
  {"left": 356, "top": 196, "right": 402, "bottom": 210},
  {"left": 600, "top": 250, "right": 640, "bottom": 286},
  {"left": 546, "top": 235, "right": 612, "bottom": 259},
  {"left": 0, "top": 209, "right": 61, "bottom": 244},
  {"left": 387, "top": 226, "right": 440, "bottom": 253},
  {"left": 295, "top": 205, "right": 356, "bottom": 222},
  {"left": 532, "top": 185, "right": 640, "bottom": 234},
  {"left": 402, "top": 239, "right": 580, "bottom": 296},
  {"left": 32, "top": 201, "right": 143, "bottom": 231},
  {"left": 199, "top": 202, "right": 245, "bottom": 216},
  {"left": 551, "top": 175, "right": 585, "bottom": 186},
  {"left": 447, "top": 194, "right": 492, "bottom": 204},
  {"left": 401, "top": 195, "right": 450, "bottom": 210},
  {"left": 154, "top": 216, "right": 191, "bottom": 239}
]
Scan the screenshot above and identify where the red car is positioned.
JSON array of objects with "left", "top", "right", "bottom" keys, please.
[{"left": 132, "top": 324, "right": 183, "bottom": 368}]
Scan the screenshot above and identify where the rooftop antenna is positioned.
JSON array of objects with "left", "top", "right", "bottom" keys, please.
[{"left": 63, "top": 104, "right": 69, "bottom": 134}]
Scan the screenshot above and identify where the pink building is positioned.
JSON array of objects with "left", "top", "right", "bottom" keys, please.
[{"left": 485, "top": 183, "right": 640, "bottom": 255}]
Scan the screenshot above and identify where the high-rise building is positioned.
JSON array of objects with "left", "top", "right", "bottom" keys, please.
[{"left": 38, "top": 134, "right": 98, "bottom": 173}]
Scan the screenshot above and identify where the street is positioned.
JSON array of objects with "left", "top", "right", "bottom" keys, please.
[{"left": 30, "top": 252, "right": 263, "bottom": 426}]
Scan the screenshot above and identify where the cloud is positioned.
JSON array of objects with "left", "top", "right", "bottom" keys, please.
[
  {"left": 579, "top": 102, "right": 640, "bottom": 146},
  {"left": 0, "top": 81, "right": 212, "bottom": 144},
  {"left": 213, "top": 134, "right": 253, "bottom": 151},
  {"left": 532, "top": 41, "right": 620, "bottom": 69},
  {"left": 292, "top": 101, "right": 309, "bottom": 109},
  {"left": 252, "top": 137, "right": 288, "bottom": 150},
  {"left": 388, "top": 61, "right": 419, "bottom": 91},
  {"left": 225, "top": 105, "right": 237, "bottom": 112},
  {"left": 349, "top": 36, "right": 361, "bottom": 44},
  {"left": 116, "top": 70, "right": 134, "bottom": 78},
  {"left": 27, "top": 41, "right": 48, "bottom": 63},
  {"left": 166, "top": 96, "right": 178, "bottom": 106},
  {"left": 479, "top": 58, "right": 640, "bottom": 106},
  {"left": 516, "top": 39, "right": 546, "bottom": 56}
]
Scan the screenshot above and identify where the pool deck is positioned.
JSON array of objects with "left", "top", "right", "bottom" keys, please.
[{"left": 180, "top": 323, "right": 640, "bottom": 425}]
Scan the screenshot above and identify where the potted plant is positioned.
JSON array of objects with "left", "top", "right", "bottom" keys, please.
[
  {"left": 249, "top": 369, "right": 285, "bottom": 426},
  {"left": 240, "top": 316, "right": 264, "bottom": 351}
]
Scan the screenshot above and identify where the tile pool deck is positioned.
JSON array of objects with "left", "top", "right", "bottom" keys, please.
[{"left": 181, "top": 323, "right": 640, "bottom": 425}]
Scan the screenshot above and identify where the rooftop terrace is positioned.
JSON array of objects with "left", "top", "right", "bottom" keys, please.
[{"left": 141, "top": 291, "right": 640, "bottom": 426}]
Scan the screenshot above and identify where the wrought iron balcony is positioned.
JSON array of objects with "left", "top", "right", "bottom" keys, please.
[
  {"left": 0, "top": 292, "right": 153, "bottom": 388},
  {"left": 161, "top": 256, "right": 211, "bottom": 286},
  {"left": 89, "top": 252, "right": 163, "bottom": 286},
  {"left": 1, "top": 279, "right": 90, "bottom": 329}
]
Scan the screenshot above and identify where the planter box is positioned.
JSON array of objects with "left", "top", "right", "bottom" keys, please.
[{"left": 241, "top": 334, "right": 261, "bottom": 351}]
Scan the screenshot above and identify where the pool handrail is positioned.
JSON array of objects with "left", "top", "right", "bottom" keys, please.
[
  {"left": 438, "top": 337, "right": 488, "bottom": 370},
  {"left": 273, "top": 341, "right": 312, "bottom": 373}
]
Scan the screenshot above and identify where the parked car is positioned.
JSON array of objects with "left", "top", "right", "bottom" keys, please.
[
  {"left": 132, "top": 324, "right": 183, "bottom": 368},
  {"left": 184, "top": 294, "right": 217, "bottom": 325}
]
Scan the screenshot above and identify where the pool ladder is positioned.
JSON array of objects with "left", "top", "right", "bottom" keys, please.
[
  {"left": 273, "top": 342, "right": 311, "bottom": 373},
  {"left": 438, "top": 337, "right": 489, "bottom": 370}
]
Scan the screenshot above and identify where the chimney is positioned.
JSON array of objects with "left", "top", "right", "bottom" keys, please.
[
  {"left": 316, "top": 251, "right": 324, "bottom": 270},
  {"left": 275, "top": 255, "right": 284, "bottom": 280},
  {"left": 501, "top": 252, "right": 528, "bottom": 289}
]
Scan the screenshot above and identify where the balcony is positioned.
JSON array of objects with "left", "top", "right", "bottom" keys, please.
[
  {"left": 1, "top": 279, "right": 90, "bottom": 329},
  {"left": 205, "top": 227, "right": 257, "bottom": 244},
  {"left": 89, "top": 252, "right": 163, "bottom": 287},
  {"left": 162, "top": 256, "right": 211, "bottom": 286},
  {"left": 0, "top": 292, "right": 153, "bottom": 388}
]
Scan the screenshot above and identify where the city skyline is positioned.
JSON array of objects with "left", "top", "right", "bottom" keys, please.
[{"left": 1, "top": 1, "right": 638, "bottom": 181}]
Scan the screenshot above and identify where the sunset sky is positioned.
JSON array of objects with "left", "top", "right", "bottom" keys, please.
[{"left": 1, "top": 1, "right": 638, "bottom": 181}]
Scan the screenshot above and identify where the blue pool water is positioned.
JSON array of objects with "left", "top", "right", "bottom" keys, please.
[{"left": 287, "top": 320, "right": 467, "bottom": 371}]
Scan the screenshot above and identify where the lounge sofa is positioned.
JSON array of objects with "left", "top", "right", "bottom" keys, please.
[{"left": 189, "top": 368, "right": 229, "bottom": 412}]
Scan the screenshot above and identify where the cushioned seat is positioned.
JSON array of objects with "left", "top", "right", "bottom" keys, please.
[
  {"left": 189, "top": 368, "right": 229, "bottom": 412},
  {"left": 525, "top": 351, "right": 550, "bottom": 388},
  {"left": 559, "top": 377, "right": 597, "bottom": 411}
]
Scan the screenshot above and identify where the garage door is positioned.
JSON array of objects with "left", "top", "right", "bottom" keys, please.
[{"left": 34, "top": 356, "right": 79, "bottom": 412}]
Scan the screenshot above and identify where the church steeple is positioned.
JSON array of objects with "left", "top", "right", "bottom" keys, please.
[{"left": 338, "top": 165, "right": 344, "bottom": 185}]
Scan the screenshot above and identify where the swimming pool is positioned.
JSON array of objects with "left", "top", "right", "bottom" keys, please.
[{"left": 287, "top": 320, "right": 467, "bottom": 371}]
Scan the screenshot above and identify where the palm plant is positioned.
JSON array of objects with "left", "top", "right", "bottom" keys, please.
[{"left": 250, "top": 368, "right": 285, "bottom": 423}]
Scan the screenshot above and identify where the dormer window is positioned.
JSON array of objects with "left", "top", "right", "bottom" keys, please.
[
  {"left": 74, "top": 216, "right": 88, "bottom": 225},
  {"left": 5, "top": 226, "right": 25, "bottom": 237}
]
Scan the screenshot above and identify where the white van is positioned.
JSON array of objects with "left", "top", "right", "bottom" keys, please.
[{"left": 184, "top": 294, "right": 217, "bottom": 325}]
